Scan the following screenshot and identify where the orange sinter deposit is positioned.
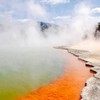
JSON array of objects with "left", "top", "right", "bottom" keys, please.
[{"left": 17, "top": 51, "right": 93, "bottom": 100}]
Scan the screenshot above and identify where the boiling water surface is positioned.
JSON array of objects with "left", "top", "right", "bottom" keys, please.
[{"left": 0, "top": 47, "right": 66, "bottom": 100}]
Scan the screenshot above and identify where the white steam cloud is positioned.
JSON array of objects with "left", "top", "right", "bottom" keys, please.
[
  {"left": 27, "top": 0, "right": 48, "bottom": 18},
  {"left": 41, "top": 0, "right": 70, "bottom": 5},
  {"left": 0, "top": 1, "right": 100, "bottom": 48}
]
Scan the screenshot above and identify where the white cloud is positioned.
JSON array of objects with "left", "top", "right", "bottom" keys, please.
[
  {"left": 79, "top": 7, "right": 91, "bottom": 15},
  {"left": 91, "top": 7, "right": 100, "bottom": 14},
  {"left": 0, "top": 0, "right": 48, "bottom": 21},
  {"left": 27, "top": 0, "right": 48, "bottom": 18},
  {"left": 74, "top": 3, "right": 91, "bottom": 16},
  {"left": 53, "top": 16, "right": 71, "bottom": 25},
  {"left": 53, "top": 16, "right": 70, "bottom": 20},
  {"left": 74, "top": 2, "right": 100, "bottom": 17},
  {"left": 41, "top": 0, "right": 70, "bottom": 5}
]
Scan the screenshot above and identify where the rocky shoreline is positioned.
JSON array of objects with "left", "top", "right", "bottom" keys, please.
[{"left": 55, "top": 46, "right": 100, "bottom": 100}]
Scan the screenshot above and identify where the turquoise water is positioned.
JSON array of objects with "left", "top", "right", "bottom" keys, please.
[{"left": 0, "top": 47, "right": 66, "bottom": 100}]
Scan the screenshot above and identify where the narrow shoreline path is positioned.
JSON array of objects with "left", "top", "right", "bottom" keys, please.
[{"left": 17, "top": 50, "right": 93, "bottom": 100}]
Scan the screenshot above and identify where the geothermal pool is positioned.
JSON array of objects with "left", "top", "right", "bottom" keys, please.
[
  {"left": 18, "top": 48, "right": 93, "bottom": 100},
  {"left": 0, "top": 47, "right": 66, "bottom": 100}
]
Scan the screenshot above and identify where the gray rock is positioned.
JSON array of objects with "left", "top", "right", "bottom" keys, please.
[
  {"left": 94, "top": 73, "right": 100, "bottom": 79},
  {"left": 86, "top": 62, "right": 100, "bottom": 67},
  {"left": 67, "top": 49, "right": 90, "bottom": 57},
  {"left": 90, "top": 67, "right": 100, "bottom": 73},
  {"left": 81, "top": 77, "right": 100, "bottom": 100}
]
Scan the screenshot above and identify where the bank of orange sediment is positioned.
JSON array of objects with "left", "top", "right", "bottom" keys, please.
[{"left": 17, "top": 52, "right": 93, "bottom": 100}]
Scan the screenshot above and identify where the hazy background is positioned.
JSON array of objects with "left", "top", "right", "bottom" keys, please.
[{"left": 0, "top": 0, "right": 100, "bottom": 47}]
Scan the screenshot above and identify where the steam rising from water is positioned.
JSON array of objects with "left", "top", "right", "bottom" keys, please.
[
  {"left": 0, "top": 18, "right": 94, "bottom": 47},
  {"left": 0, "top": 2, "right": 100, "bottom": 47}
]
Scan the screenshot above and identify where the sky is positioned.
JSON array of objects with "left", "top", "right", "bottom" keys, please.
[{"left": 0, "top": 0, "right": 100, "bottom": 24}]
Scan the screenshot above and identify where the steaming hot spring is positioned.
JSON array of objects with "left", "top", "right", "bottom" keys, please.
[{"left": 0, "top": 17, "right": 100, "bottom": 100}]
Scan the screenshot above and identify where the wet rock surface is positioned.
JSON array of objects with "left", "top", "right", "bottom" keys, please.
[{"left": 57, "top": 46, "right": 100, "bottom": 100}]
